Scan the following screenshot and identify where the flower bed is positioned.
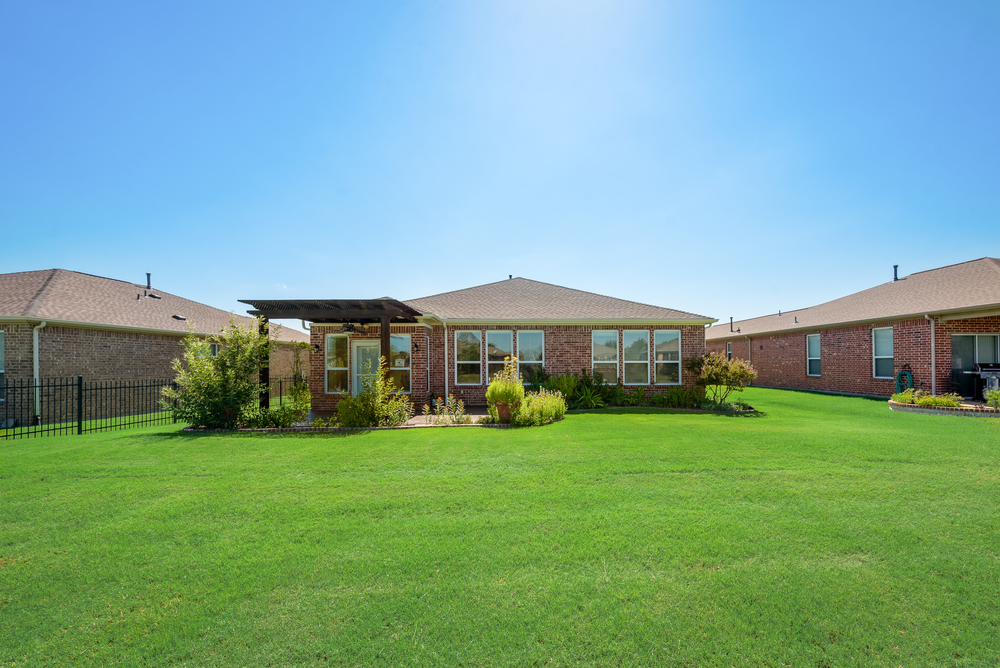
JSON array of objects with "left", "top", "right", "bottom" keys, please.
[{"left": 888, "top": 400, "right": 1000, "bottom": 417}]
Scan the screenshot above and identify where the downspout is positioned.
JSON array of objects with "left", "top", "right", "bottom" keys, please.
[
  {"left": 33, "top": 321, "right": 46, "bottom": 424},
  {"left": 745, "top": 336, "right": 751, "bottom": 365},
  {"left": 926, "top": 314, "right": 935, "bottom": 395},
  {"left": 300, "top": 320, "right": 311, "bottom": 331},
  {"left": 443, "top": 318, "right": 449, "bottom": 405}
]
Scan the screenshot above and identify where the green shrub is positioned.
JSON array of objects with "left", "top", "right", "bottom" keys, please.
[
  {"left": 543, "top": 373, "right": 578, "bottom": 402},
  {"left": 649, "top": 393, "right": 667, "bottom": 408},
  {"left": 916, "top": 393, "right": 962, "bottom": 408},
  {"left": 336, "top": 357, "right": 413, "bottom": 428},
  {"left": 891, "top": 389, "right": 962, "bottom": 408},
  {"left": 986, "top": 390, "right": 1000, "bottom": 409},
  {"left": 623, "top": 385, "right": 646, "bottom": 406},
  {"left": 576, "top": 386, "right": 604, "bottom": 409},
  {"left": 608, "top": 386, "right": 627, "bottom": 407},
  {"left": 664, "top": 387, "right": 703, "bottom": 408},
  {"left": 514, "top": 388, "right": 567, "bottom": 426},
  {"left": 685, "top": 353, "right": 757, "bottom": 405},
  {"left": 485, "top": 359, "right": 525, "bottom": 423},
  {"left": 162, "top": 317, "right": 273, "bottom": 429}
]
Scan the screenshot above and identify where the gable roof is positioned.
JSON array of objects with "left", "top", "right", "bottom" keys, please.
[
  {"left": 403, "top": 277, "right": 714, "bottom": 323},
  {"left": 707, "top": 257, "right": 1000, "bottom": 341},
  {"left": 0, "top": 269, "right": 308, "bottom": 343}
]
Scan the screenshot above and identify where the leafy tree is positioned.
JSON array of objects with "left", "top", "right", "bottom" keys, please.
[
  {"left": 162, "top": 317, "right": 277, "bottom": 429},
  {"left": 685, "top": 352, "right": 757, "bottom": 405}
]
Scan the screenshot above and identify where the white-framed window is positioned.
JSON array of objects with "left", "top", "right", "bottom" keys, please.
[
  {"left": 389, "top": 334, "right": 411, "bottom": 393},
  {"left": 977, "top": 335, "right": 999, "bottom": 364},
  {"left": 208, "top": 343, "right": 219, "bottom": 358},
  {"left": 623, "top": 330, "right": 649, "bottom": 384},
  {"left": 325, "top": 333, "right": 349, "bottom": 393},
  {"left": 872, "top": 327, "right": 894, "bottom": 379},
  {"left": 592, "top": 330, "right": 619, "bottom": 383},
  {"left": 486, "top": 331, "right": 513, "bottom": 381},
  {"left": 0, "top": 331, "right": 5, "bottom": 401},
  {"left": 806, "top": 334, "right": 820, "bottom": 376},
  {"left": 455, "top": 330, "right": 482, "bottom": 385},
  {"left": 517, "top": 330, "right": 545, "bottom": 384},
  {"left": 726, "top": 341, "right": 732, "bottom": 361},
  {"left": 654, "top": 330, "right": 681, "bottom": 385}
]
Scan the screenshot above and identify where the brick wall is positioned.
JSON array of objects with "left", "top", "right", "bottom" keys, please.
[
  {"left": 1, "top": 323, "right": 303, "bottom": 382},
  {"left": 707, "top": 314, "right": 1000, "bottom": 397},
  {"left": 310, "top": 322, "right": 707, "bottom": 408}
]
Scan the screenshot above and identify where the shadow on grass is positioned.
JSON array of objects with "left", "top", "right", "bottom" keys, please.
[
  {"left": 138, "top": 427, "right": 371, "bottom": 440},
  {"left": 568, "top": 407, "right": 765, "bottom": 418}
]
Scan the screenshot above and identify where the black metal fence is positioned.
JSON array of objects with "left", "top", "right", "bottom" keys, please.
[
  {"left": 0, "top": 376, "right": 175, "bottom": 439},
  {"left": 0, "top": 373, "right": 309, "bottom": 440}
]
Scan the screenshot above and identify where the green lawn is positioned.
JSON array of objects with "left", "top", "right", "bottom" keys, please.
[{"left": 1, "top": 388, "right": 998, "bottom": 666}]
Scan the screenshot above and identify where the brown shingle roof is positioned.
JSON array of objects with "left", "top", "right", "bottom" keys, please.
[
  {"left": 0, "top": 269, "right": 308, "bottom": 343},
  {"left": 404, "top": 277, "right": 713, "bottom": 322},
  {"left": 707, "top": 257, "right": 1000, "bottom": 341}
]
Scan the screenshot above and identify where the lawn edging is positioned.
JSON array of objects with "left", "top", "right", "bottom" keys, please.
[
  {"left": 181, "top": 418, "right": 564, "bottom": 434},
  {"left": 888, "top": 399, "right": 1000, "bottom": 417}
]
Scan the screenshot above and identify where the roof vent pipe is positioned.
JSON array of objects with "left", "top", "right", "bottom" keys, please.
[
  {"left": 146, "top": 273, "right": 151, "bottom": 289},
  {"left": 893, "top": 265, "right": 898, "bottom": 282},
  {"left": 730, "top": 317, "right": 733, "bottom": 333},
  {"left": 509, "top": 275, "right": 512, "bottom": 279}
]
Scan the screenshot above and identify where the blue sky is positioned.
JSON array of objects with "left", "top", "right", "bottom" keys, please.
[{"left": 2, "top": 1, "right": 998, "bottom": 332}]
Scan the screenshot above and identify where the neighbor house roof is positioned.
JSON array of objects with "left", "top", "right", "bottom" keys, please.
[
  {"left": 707, "top": 257, "right": 1000, "bottom": 341},
  {"left": 403, "top": 277, "right": 714, "bottom": 323},
  {"left": 0, "top": 269, "right": 309, "bottom": 343}
]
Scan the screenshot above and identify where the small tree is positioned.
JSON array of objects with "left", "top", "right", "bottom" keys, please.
[
  {"left": 685, "top": 352, "right": 757, "bottom": 405},
  {"left": 162, "top": 317, "right": 276, "bottom": 429}
]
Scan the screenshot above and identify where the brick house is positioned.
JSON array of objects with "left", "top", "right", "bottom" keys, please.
[
  {"left": 706, "top": 258, "right": 1000, "bottom": 398},
  {"left": 241, "top": 277, "right": 716, "bottom": 408},
  {"left": 0, "top": 269, "right": 309, "bottom": 395}
]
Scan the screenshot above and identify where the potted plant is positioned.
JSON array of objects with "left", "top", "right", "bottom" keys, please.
[{"left": 485, "top": 357, "right": 525, "bottom": 423}]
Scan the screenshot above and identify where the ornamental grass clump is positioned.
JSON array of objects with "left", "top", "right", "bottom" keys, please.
[{"left": 485, "top": 358, "right": 525, "bottom": 423}]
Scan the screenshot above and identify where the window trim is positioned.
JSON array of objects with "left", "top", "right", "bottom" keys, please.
[
  {"left": 806, "top": 334, "right": 820, "bottom": 377},
  {"left": 517, "top": 330, "right": 545, "bottom": 385},
  {"left": 486, "top": 330, "right": 514, "bottom": 382},
  {"left": 726, "top": 341, "right": 732, "bottom": 361},
  {"left": 324, "top": 333, "right": 349, "bottom": 394},
  {"left": 389, "top": 333, "right": 412, "bottom": 394},
  {"left": 653, "top": 329, "right": 682, "bottom": 386},
  {"left": 208, "top": 342, "right": 219, "bottom": 358},
  {"left": 872, "top": 327, "right": 894, "bottom": 379},
  {"left": 455, "top": 330, "right": 483, "bottom": 386},
  {"left": 592, "top": 330, "right": 619, "bottom": 384},
  {"left": 622, "top": 330, "right": 650, "bottom": 385}
]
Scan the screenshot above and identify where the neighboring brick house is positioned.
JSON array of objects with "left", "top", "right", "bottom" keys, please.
[
  {"left": 241, "top": 277, "right": 716, "bottom": 409},
  {"left": 0, "top": 269, "right": 309, "bottom": 394},
  {"left": 706, "top": 258, "right": 1000, "bottom": 398}
]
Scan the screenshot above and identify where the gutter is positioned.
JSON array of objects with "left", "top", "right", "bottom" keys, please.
[{"left": 33, "top": 321, "right": 46, "bottom": 424}]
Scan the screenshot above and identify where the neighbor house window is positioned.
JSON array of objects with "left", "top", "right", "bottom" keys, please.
[
  {"left": 208, "top": 343, "right": 219, "bottom": 358},
  {"left": 592, "top": 331, "right": 619, "bottom": 383},
  {"left": 517, "top": 331, "right": 545, "bottom": 384},
  {"left": 325, "top": 334, "right": 348, "bottom": 393},
  {"left": 389, "top": 334, "right": 411, "bottom": 393},
  {"left": 654, "top": 330, "right": 681, "bottom": 384},
  {"left": 456, "top": 331, "right": 482, "bottom": 385},
  {"left": 0, "top": 331, "right": 4, "bottom": 401},
  {"left": 872, "top": 327, "right": 894, "bottom": 379},
  {"left": 623, "top": 330, "right": 649, "bottom": 384},
  {"left": 486, "top": 331, "right": 513, "bottom": 381},
  {"left": 806, "top": 334, "right": 820, "bottom": 376},
  {"left": 726, "top": 341, "right": 732, "bottom": 361}
]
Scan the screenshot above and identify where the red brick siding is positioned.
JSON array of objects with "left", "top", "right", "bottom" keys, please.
[
  {"left": 310, "top": 322, "right": 707, "bottom": 408},
  {"left": 707, "top": 315, "right": 1000, "bottom": 397}
]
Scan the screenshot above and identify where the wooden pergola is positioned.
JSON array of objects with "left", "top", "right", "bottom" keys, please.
[{"left": 239, "top": 298, "right": 423, "bottom": 408}]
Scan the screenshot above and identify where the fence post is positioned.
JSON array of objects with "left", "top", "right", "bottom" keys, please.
[
  {"left": 172, "top": 381, "right": 178, "bottom": 423},
  {"left": 77, "top": 375, "right": 83, "bottom": 435}
]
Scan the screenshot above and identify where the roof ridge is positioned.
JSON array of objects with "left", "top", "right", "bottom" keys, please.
[
  {"left": 22, "top": 269, "right": 61, "bottom": 317},
  {"left": 907, "top": 257, "right": 996, "bottom": 277},
  {"left": 405, "top": 277, "right": 530, "bottom": 302}
]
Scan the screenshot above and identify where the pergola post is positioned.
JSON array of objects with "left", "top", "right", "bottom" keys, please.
[
  {"left": 259, "top": 317, "right": 270, "bottom": 411},
  {"left": 380, "top": 315, "right": 391, "bottom": 373}
]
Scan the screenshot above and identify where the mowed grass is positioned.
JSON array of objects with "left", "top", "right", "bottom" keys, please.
[{"left": 1, "top": 389, "right": 998, "bottom": 667}]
